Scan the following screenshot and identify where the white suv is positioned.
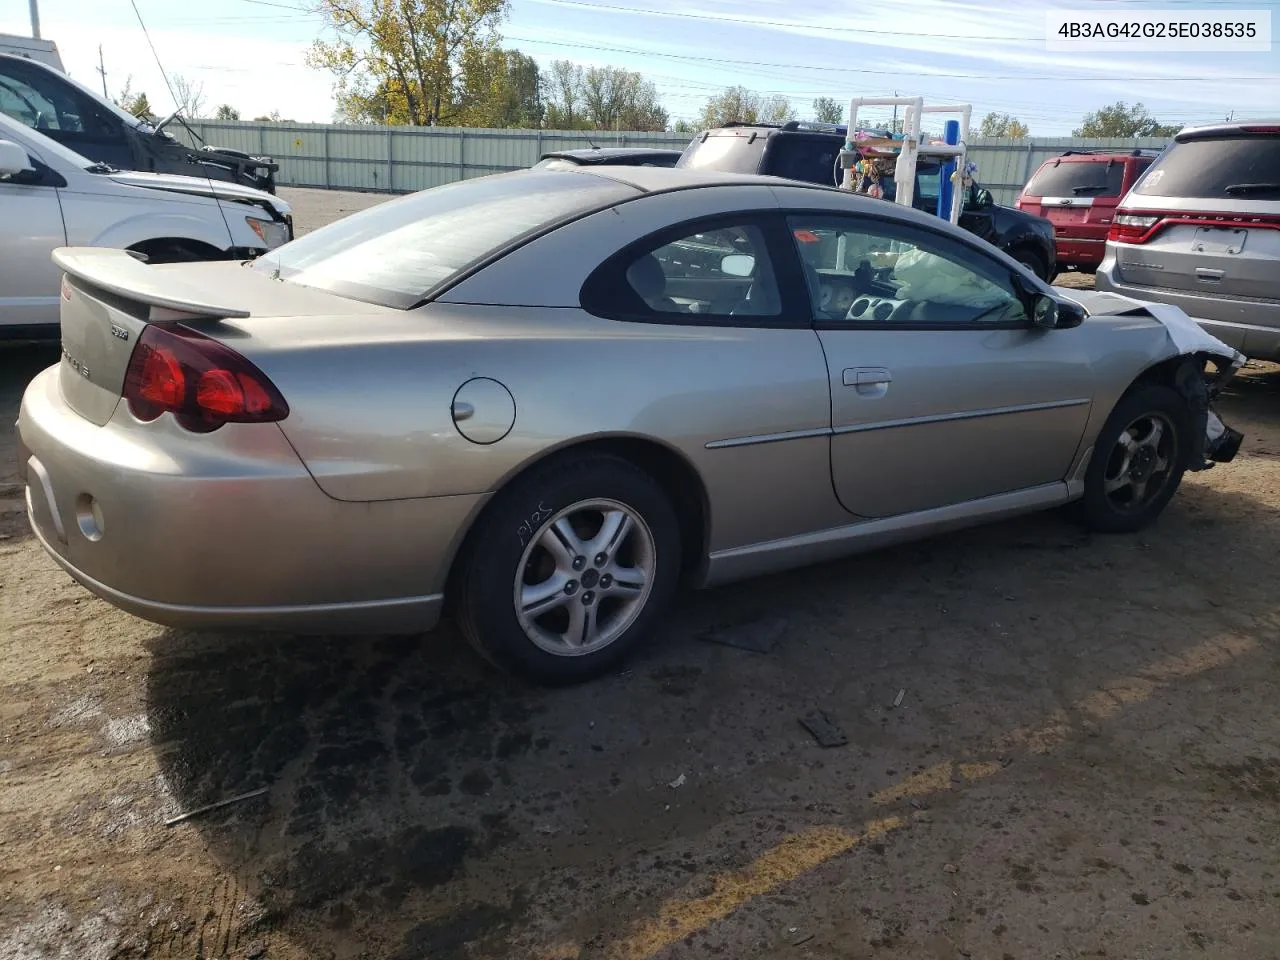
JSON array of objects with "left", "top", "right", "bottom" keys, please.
[
  {"left": 1097, "top": 122, "right": 1280, "bottom": 360},
  {"left": 0, "top": 112, "right": 292, "bottom": 337}
]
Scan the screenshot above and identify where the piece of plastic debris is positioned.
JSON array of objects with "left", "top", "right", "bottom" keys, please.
[
  {"left": 699, "top": 617, "right": 785, "bottom": 654},
  {"left": 892, "top": 689, "right": 905, "bottom": 709},
  {"left": 943, "top": 863, "right": 959, "bottom": 874},
  {"left": 792, "top": 933, "right": 814, "bottom": 946},
  {"left": 164, "top": 787, "right": 269, "bottom": 826},
  {"left": 799, "top": 711, "right": 848, "bottom": 748},
  {"left": 669, "top": 773, "right": 687, "bottom": 789}
]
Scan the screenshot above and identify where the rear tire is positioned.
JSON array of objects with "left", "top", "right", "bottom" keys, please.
[
  {"left": 1073, "top": 384, "right": 1190, "bottom": 534},
  {"left": 454, "top": 454, "right": 681, "bottom": 685}
]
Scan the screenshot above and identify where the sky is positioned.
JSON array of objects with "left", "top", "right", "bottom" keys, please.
[{"left": 2, "top": 0, "right": 1277, "bottom": 134}]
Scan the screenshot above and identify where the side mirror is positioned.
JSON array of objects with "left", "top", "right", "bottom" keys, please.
[
  {"left": 973, "top": 188, "right": 994, "bottom": 209},
  {"left": 1031, "top": 294, "right": 1086, "bottom": 330},
  {"left": 0, "top": 140, "right": 34, "bottom": 179},
  {"left": 721, "top": 253, "right": 755, "bottom": 278},
  {"left": 1031, "top": 294, "right": 1058, "bottom": 330}
]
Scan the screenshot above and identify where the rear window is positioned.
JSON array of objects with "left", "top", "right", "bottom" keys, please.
[
  {"left": 1025, "top": 158, "right": 1126, "bottom": 198},
  {"left": 1134, "top": 134, "right": 1280, "bottom": 199},
  {"left": 249, "top": 171, "right": 636, "bottom": 309},
  {"left": 761, "top": 137, "right": 843, "bottom": 187},
  {"left": 678, "top": 132, "right": 766, "bottom": 174}
]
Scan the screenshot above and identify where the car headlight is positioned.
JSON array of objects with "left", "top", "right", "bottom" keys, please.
[{"left": 245, "top": 216, "right": 290, "bottom": 250}]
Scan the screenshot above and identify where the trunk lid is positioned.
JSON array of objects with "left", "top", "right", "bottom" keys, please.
[{"left": 52, "top": 248, "right": 386, "bottom": 426}]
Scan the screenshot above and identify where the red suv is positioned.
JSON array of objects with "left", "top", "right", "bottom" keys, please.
[{"left": 1018, "top": 149, "right": 1160, "bottom": 272}]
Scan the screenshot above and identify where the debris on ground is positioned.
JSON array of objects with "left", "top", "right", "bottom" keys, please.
[
  {"left": 700, "top": 617, "right": 785, "bottom": 654},
  {"left": 668, "top": 773, "right": 687, "bottom": 789},
  {"left": 245, "top": 941, "right": 267, "bottom": 960},
  {"left": 891, "top": 688, "right": 906, "bottom": 708},
  {"left": 799, "top": 710, "right": 848, "bottom": 748},
  {"left": 943, "top": 863, "right": 959, "bottom": 873},
  {"left": 163, "top": 787, "right": 270, "bottom": 827}
]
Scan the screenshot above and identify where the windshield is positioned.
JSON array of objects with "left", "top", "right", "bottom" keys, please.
[
  {"left": 1025, "top": 158, "right": 1127, "bottom": 198},
  {"left": 1135, "top": 135, "right": 1280, "bottom": 199},
  {"left": 678, "top": 132, "right": 766, "bottom": 174},
  {"left": 250, "top": 171, "right": 638, "bottom": 308}
]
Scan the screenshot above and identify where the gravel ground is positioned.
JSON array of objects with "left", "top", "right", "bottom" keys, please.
[{"left": 2, "top": 190, "right": 1278, "bottom": 960}]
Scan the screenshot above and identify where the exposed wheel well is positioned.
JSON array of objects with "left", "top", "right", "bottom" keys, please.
[
  {"left": 444, "top": 437, "right": 711, "bottom": 612},
  {"left": 126, "top": 237, "right": 227, "bottom": 264}
]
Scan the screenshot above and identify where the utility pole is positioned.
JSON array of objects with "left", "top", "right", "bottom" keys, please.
[
  {"left": 29, "top": 0, "right": 41, "bottom": 38},
  {"left": 96, "top": 46, "right": 108, "bottom": 98},
  {"left": 891, "top": 90, "right": 899, "bottom": 134}
]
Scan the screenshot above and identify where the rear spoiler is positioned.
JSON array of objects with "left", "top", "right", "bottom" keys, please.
[{"left": 52, "top": 247, "right": 251, "bottom": 320}]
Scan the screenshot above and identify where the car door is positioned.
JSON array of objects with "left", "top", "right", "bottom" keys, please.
[
  {"left": 958, "top": 184, "right": 999, "bottom": 245},
  {"left": 783, "top": 209, "right": 1095, "bottom": 519},
  {"left": 0, "top": 139, "right": 66, "bottom": 329}
]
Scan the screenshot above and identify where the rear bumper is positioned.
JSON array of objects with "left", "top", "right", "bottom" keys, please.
[
  {"left": 1097, "top": 254, "right": 1280, "bottom": 360},
  {"left": 18, "top": 365, "right": 486, "bottom": 634},
  {"left": 1054, "top": 237, "right": 1105, "bottom": 267}
]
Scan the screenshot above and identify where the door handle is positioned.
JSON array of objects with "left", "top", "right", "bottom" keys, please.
[
  {"left": 843, "top": 367, "right": 893, "bottom": 386},
  {"left": 1195, "top": 267, "right": 1225, "bottom": 283}
]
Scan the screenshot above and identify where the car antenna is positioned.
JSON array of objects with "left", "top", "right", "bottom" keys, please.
[{"left": 585, "top": 133, "right": 600, "bottom": 150}]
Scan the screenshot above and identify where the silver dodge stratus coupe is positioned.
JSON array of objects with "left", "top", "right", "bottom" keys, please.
[{"left": 18, "top": 167, "right": 1245, "bottom": 684}]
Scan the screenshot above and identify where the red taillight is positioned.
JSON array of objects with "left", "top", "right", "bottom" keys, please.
[
  {"left": 1240, "top": 125, "right": 1280, "bottom": 134},
  {"left": 1108, "top": 214, "right": 1161, "bottom": 244},
  {"left": 123, "top": 324, "right": 288, "bottom": 432}
]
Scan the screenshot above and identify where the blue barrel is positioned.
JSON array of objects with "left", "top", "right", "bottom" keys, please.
[{"left": 937, "top": 119, "right": 959, "bottom": 220}]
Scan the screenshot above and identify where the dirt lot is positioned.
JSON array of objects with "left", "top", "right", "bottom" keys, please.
[{"left": 3, "top": 189, "right": 1279, "bottom": 960}]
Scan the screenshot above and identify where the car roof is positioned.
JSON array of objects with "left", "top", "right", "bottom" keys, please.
[
  {"left": 542, "top": 147, "right": 683, "bottom": 163},
  {"left": 1175, "top": 120, "right": 1280, "bottom": 141}
]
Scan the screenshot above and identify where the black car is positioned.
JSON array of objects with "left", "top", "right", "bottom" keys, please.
[
  {"left": 0, "top": 53, "right": 278, "bottom": 192},
  {"left": 677, "top": 121, "right": 1057, "bottom": 280},
  {"left": 534, "top": 146, "right": 683, "bottom": 170}
]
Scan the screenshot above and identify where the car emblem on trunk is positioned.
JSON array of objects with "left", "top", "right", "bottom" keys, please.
[
  {"left": 110, "top": 324, "right": 130, "bottom": 342},
  {"left": 61, "top": 346, "right": 90, "bottom": 380}
]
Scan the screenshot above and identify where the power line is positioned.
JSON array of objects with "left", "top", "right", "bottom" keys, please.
[{"left": 128, "top": 0, "right": 181, "bottom": 111}]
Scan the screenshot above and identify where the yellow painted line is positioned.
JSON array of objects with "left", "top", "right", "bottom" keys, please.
[
  {"left": 596, "top": 631, "right": 1255, "bottom": 960},
  {"left": 604, "top": 818, "right": 905, "bottom": 960}
]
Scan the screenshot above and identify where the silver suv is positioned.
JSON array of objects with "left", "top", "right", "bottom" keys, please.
[{"left": 1097, "top": 122, "right": 1280, "bottom": 360}]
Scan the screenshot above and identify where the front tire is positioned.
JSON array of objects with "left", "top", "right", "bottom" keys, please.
[
  {"left": 454, "top": 454, "right": 681, "bottom": 685},
  {"left": 1074, "top": 384, "right": 1190, "bottom": 534}
]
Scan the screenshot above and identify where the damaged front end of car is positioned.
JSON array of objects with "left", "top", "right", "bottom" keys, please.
[{"left": 1171, "top": 351, "right": 1245, "bottom": 471}]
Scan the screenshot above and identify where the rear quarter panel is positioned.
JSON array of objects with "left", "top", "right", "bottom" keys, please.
[{"left": 243, "top": 306, "right": 841, "bottom": 554}]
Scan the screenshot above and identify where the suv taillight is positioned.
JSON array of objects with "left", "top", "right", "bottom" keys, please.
[
  {"left": 1108, "top": 214, "right": 1161, "bottom": 244},
  {"left": 123, "top": 324, "right": 289, "bottom": 432}
]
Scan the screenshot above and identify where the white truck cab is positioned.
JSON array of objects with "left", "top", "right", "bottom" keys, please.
[{"left": 0, "top": 112, "right": 292, "bottom": 336}]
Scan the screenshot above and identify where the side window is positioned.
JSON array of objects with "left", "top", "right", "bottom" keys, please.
[
  {"left": 788, "top": 215, "right": 1029, "bottom": 327},
  {"left": 765, "top": 138, "right": 842, "bottom": 186},
  {"left": 0, "top": 63, "right": 118, "bottom": 140},
  {"left": 591, "top": 220, "right": 784, "bottom": 323}
]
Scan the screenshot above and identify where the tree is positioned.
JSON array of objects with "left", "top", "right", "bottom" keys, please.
[
  {"left": 812, "top": 96, "right": 843, "bottom": 125},
  {"left": 307, "top": 0, "right": 509, "bottom": 127},
  {"left": 214, "top": 104, "right": 241, "bottom": 120},
  {"left": 172, "top": 74, "right": 206, "bottom": 118},
  {"left": 540, "top": 61, "right": 666, "bottom": 131},
  {"left": 580, "top": 66, "right": 667, "bottom": 131},
  {"left": 455, "top": 48, "right": 541, "bottom": 127},
  {"left": 114, "top": 77, "right": 153, "bottom": 120},
  {"left": 1073, "top": 101, "right": 1178, "bottom": 138},
  {"left": 978, "top": 112, "right": 1029, "bottom": 139},
  {"left": 542, "top": 60, "right": 586, "bottom": 129},
  {"left": 671, "top": 118, "right": 697, "bottom": 134},
  {"left": 252, "top": 110, "right": 294, "bottom": 122},
  {"left": 698, "top": 86, "right": 794, "bottom": 128}
]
